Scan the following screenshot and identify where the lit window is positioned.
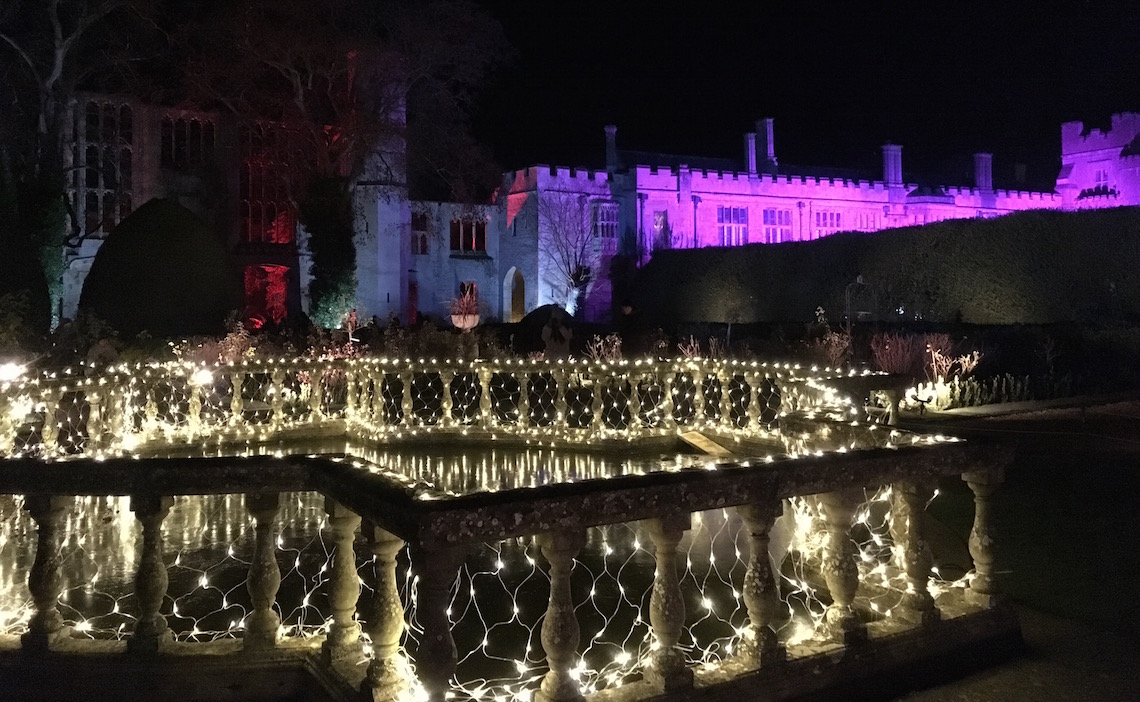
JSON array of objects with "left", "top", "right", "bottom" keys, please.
[
  {"left": 762, "top": 208, "right": 792, "bottom": 243},
  {"left": 411, "top": 213, "right": 429, "bottom": 255},
  {"left": 593, "top": 201, "right": 619, "bottom": 238},
  {"left": 717, "top": 205, "right": 748, "bottom": 246},
  {"left": 240, "top": 123, "right": 296, "bottom": 245},
  {"left": 69, "top": 100, "right": 133, "bottom": 238},
  {"left": 450, "top": 219, "right": 487, "bottom": 254}
]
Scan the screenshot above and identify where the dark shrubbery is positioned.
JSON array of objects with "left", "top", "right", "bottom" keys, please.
[{"left": 632, "top": 207, "right": 1140, "bottom": 326}]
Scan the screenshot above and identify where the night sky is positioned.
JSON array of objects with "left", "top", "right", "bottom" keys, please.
[{"left": 472, "top": 0, "right": 1140, "bottom": 190}]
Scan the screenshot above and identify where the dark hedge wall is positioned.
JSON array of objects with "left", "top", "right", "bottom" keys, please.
[{"left": 631, "top": 207, "right": 1140, "bottom": 326}]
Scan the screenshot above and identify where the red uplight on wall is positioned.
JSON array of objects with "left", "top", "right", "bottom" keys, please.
[{"left": 244, "top": 264, "right": 289, "bottom": 327}]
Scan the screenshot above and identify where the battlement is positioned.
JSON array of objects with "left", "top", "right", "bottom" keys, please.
[
  {"left": 504, "top": 165, "right": 613, "bottom": 194},
  {"left": 1061, "top": 113, "right": 1140, "bottom": 155}
]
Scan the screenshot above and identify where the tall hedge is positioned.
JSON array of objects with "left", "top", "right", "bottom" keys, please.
[
  {"left": 79, "top": 199, "right": 242, "bottom": 338},
  {"left": 631, "top": 207, "right": 1140, "bottom": 325}
]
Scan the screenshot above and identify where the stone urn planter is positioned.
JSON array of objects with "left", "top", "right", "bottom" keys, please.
[{"left": 451, "top": 314, "right": 480, "bottom": 332}]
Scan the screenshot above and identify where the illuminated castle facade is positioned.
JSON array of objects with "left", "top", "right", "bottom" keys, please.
[{"left": 61, "top": 104, "right": 1140, "bottom": 327}]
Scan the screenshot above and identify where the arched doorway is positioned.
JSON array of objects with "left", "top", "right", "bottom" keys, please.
[{"left": 504, "top": 268, "right": 526, "bottom": 323}]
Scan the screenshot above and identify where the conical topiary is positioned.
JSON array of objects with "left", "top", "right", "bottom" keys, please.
[{"left": 78, "top": 198, "right": 242, "bottom": 338}]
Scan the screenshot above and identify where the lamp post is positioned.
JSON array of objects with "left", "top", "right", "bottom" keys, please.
[{"left": 845, "top": 275, "right": 865, "bottom": 338}]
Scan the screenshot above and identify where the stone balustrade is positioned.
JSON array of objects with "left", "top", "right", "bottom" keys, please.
[
  {"left": 0, "top": 439, "right": 1016, "bottom": 701},
  {"left": 0, "top": 357, "right": 887, "bottom": 460}
]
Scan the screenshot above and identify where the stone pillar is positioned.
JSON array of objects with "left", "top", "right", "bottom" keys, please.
[
  {"left": 553, "top": 370, "right": 568, "bottom": 428},
  {"left": 411, "top": 545, "right": 463, "bottom": 702},
  {"left": 516, "top": 372, "right": 530, "bottom": 428},
  {"left": 745, "top": 373, "right": 763, "bottom": 429},
  {"left": 691, "top": 372, "right": 705, "bottom": 424},
  {"left": 270, "top": 369, "right": 286, "bottom": 427},
  {"left": 400, "top": 372, "right": 415, "bottom": 427},
  {"left": 627, "top": 373, "right": 642, "bottom": 429},
  {"left": 440, "top": 371, "right": 455, "bottom": 427},
  {"left": 591, "top": 378, "right": 606, "bottom": 431},
  {"left": 892, "top": 481, "right": 940, "bottom": 624},
  {"left": 244, "top": 492, "right": 282, "bottom": 651},
  {"left": 644, "top": 514, "right": 693, "bottom": 690},
  {"left": 128, "top": 494, "right": 174, "bottom": 653},
  {"left": 718, "top": 370, "right": 733, "bottom": 427},
  {"left": 22, "top": 495, "right": 69, "bottom": 652},
  {"left": 309, "top": 368, "right": 325, "bottom": 420},
  {"left": 230, "top": 371, "right": 245, "bottom": 425},
  {"left": 363, "top": 525, "right": 407, "bottom": 701},
  {"left": 819, "top": 490, "right": 866, "bottom": 644},
  {"left": 322, "top": 498, "right": 363, "bottom": 664},
  {"left": 738, "top": 500, "right": 787, "bottom": 666},
  {"left": 85, "top": 390, "right": 103, "bottom": 451},
  {"left": 963, "top": 468, "right": 1004, "bottom": 607},
  {"left": 40, "top": 392, "right": 61, "bottom": 455},
  {"left": 345, "top": 369, "right": 358, "bottom": 419},
  {"left": 660, "top": 371, "right": 676, "bottom": 429},
  {"left": 478, "top": 368, "right": 494, "bottom": 428},
  {"left": 536, "top": 530, "right": 586, "bottom": 702}
]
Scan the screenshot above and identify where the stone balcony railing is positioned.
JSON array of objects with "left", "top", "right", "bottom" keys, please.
[{"left": 0, "top": 357, "right": 1014, "bottom": 701}]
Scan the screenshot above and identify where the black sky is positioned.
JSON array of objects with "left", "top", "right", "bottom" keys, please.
[{"left": 471, "top": 0, "right": 1140, "bottom": 190}]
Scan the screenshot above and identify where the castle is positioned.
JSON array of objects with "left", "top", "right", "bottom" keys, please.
[{"left": 60, "top": 101, "right": 1140, "bottom": 327}]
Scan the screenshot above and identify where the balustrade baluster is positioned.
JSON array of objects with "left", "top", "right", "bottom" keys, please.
[
  {"left": 660, "top": 370, "right": 676, "bottom": 429},
  {"left": 627, "top": 372, "right": 641, "bottom": 429},
  {"left": 230, "top": 371, "right": 245, "bottom": 425},
  {"left": 516, "top": 371, "right": 530, "bottom": 428},
  {"left": 244, "top": 492, "right": 282, "bottom": 651},
  {"left": 644, "top": 514, "right": 693, "bottom": 690},
  {"left": 440, "top": 370, "right": 455, "bottom": 427},
  {"left": 188, "top": 380, "right": 203, "bottom": 435},
  {"left": 85, "top": 390, "right": 103, "bottom": 451},
  {"left": 128, "top": 495, "right": 174, "bottom": 653},
  {"left": 270, "top": 369, "right": 286, "bottom": 427},
  {"left": 22, "top": 495, "right": 68, "bottom": 652},
  {"left": 591, "top": 372, "right": 606, "bottom": 432},
  {"left": 738, "top": 501, "right": 787, "bottom": 666},
  {"left": 346, "top": 369, "right": 358, "bottom": 419},
  {"left": 411, "top": 545, "right": 463, "bottom": 702},
  {"left": 478, "top": 368, "right": 494, "bottom": 429},
  {"left": 891, "top": 481, "right": 940, "bottom": 624},
  {"left": 553, "top": 370, "right": 568, "bottom": 428},
  {"left": 718, "top": 369, "right": 733, "bottom": 428},
  {"left": 308, "top": 367, "right": 325, "bottom": 421},
  {"left": 820, "top": 490, "right": 866, "bottom": 644},
  {"left": 105, "top": 384, "right": 127, "bottom": 448},
  {"left": 746, "top": 372, "right": 763, "bottom": 429},
  {"left": 691, "top": 371, "right": 706, "bottom": 424},
  {"left": 963, "top": 468, "right": 1004, "bottom": 607},
  {"left": 322, "top": 498, "right": 363, "bottom": 664},
  {"left": 371, "top": 370, "right": 384, "bottom": 423},
  {"left": 537, "top": 530, "right": 586, "bottom": 702},
  {"left": 363, "top": 525, "right": 407, "bottom": 701},
  {"left": 40, "top": 392, "right": 61, "bottom": 455},
  {"left": 400, "top": 372, "right": 415, "bottom": 427}
]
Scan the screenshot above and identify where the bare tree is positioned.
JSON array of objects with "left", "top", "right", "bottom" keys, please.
[
  {"left": 537, "top": 192, "right": 602, "bottom": 318},
  {"left": 0, "top": 0, "right": 147, "bottom": 325}
]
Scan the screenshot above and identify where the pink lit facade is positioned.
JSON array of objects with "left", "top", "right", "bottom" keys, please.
[
  {"left": 1057, "top": 112, "right": 1140, "bottom": 210},
  {"left": 504, "top": 119, "right": 1077, "bottom": 320}
]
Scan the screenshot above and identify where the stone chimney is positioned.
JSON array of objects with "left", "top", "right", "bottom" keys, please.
[
  {"left": 757, "top": 118, "right": 777, "bottom": 170},
  {"left": 604, "top": 125, "right": 618, "bottom": 172},
  {"left": 882, "top": 143, "right": 903, "bottom": 187},
  {"left": 744, "top": 132, "right": 758, "bottom": 175},
  {"left": 974, "top": 152, "right": 993, "bottom": 191}
]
